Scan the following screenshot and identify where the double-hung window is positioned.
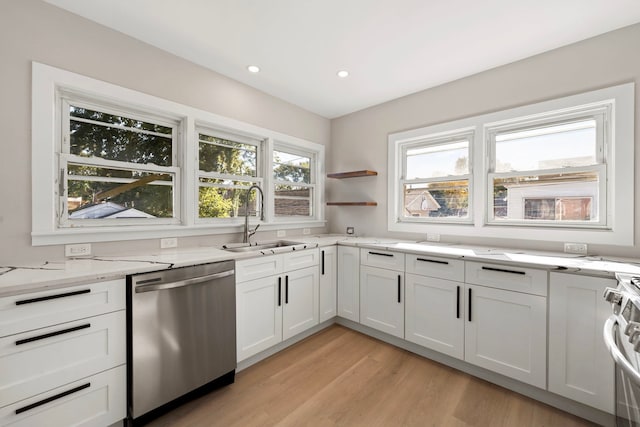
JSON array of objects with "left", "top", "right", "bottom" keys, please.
[
  {"left": 398, "top": 130, "right": 473, "bottom": 222},
  {"left": 60, "top": 97, "right": 180, "bottom": 226},
  {"left": 197, "top": 128, "right": 263, "bottom": 220},
  {"left": 272, "top": 145, "right": 315, "bottom": 218},
  {"left": 487, "top": 107, "right": 608, "bottom": 227}
]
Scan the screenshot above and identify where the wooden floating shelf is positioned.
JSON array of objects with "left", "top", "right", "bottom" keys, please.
[
  {"left": 326, "top": 202, "right": 378, "bottom": 206},
  {"left": 327, "top": 170, "right": 378, "bottom": 179}
]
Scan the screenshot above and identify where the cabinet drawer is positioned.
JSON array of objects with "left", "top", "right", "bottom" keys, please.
[
  {"left": 360, "top": 248, "right": 404, "bottom": 271},
  {"left": 405, "top": 254, "right": 464, "bottom": 282},
  {"left": 283, "top": 248, "right": 319, "bottom": 271},
  {"left": 0, "top": 279, "right": 125, "bottom": 337},
  {"left": 465, "top": 262, "right": 547, "bottom": 296},
  {"left": 236, "top": 255, "right": 283, "bottom": 282},
  {"left": 0, "top": 365, "right": 126, "bottom": 427},
  {"left": 0, "top": 310, "right": 126, "bottom": 407}
]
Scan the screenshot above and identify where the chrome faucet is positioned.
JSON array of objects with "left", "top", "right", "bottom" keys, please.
[{"left": 243, "top": 184, "right": 264, "bottom": 244}]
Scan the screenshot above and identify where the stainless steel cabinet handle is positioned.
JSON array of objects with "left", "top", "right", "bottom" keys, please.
[
  {"left": 16, "top": 323, "right": 91, "bottom": 346},
  {"left": 15, "top": 383, "right": 91, "bottom": 414},
  {"left": 481, "top": 266, "right": 525, "bottom": 275},
  {"left": 604, "top": 316, "right": 640, "bottom": 385},
  {"left": 135, "top": 269, "right": 235, "bottom": 293},
  {"left": 15, "top": 289, "right": 90, "bottom": 305}
]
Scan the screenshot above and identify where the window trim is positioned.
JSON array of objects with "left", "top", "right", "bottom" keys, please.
[
  {"left": 32, "top": 62, "right": 325, "bottom": 246},
  {"left": 388, "top": 83, "right": 634, "bottom": 246}
]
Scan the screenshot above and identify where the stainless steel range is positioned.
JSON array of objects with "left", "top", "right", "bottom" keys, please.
[{"left": 604, "top": 274, "right": 640, "bottom": 427}]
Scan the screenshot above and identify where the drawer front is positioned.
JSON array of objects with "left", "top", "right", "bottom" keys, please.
[
  {"left": 360, "top": 249, "right": 405, "bottom": 271},
  {"left": 236, "top": 255, "right": 283, "bottom": 282},
  {"left": 283, "top": 248, "right": 319, "bottom": 271},
  {"left": 405, "top": 254, "right": 464, "bottom": 282},
  {"left": 0, "top": 279, "right": 125, "bottom": 337},
  {"left": 465, "top": 262, "right": 547, "bottom": 296},
  {"left": 0, "top": 311, "right": 126, "bottom": 407},
  {"left": 0, "top": 365, "right": 126, "bottom": 427}
]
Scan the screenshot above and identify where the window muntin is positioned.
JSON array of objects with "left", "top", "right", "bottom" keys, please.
[
  {"left": 273, "top": 148, "right": 314, "bottom": 217},
  {"left": 488, "top": 111, "right": 607, "bottom": 227},
  {"left": 197, "top": 130, "right": 263, "bottom": 220},
  {"left": 399, "top": 133, "right": 472, "bottom": 222},
  {"left": 60, "top": 99, "right": 179, "bottom": 226}
]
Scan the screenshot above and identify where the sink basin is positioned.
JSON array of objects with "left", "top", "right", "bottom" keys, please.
[{"left": 221, "top": 240, "right": 304, "bottom": 253}]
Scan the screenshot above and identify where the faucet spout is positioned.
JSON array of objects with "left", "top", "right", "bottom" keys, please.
[{"left": 243, "top": 184, "right": 264, "bottom": 244}]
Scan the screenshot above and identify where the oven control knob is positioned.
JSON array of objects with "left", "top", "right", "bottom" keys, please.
[
  {"left": 604, "top": 288, "right": 623, "bottom": 305},
  {"left": 625, "top": 321, "right": 640, "bottom": 337},
  {"left": 634, "top": 339, "right": 640, "bottom": 353}
]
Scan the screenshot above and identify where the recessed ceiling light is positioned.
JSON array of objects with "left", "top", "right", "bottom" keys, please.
[
  {"left": 247, "top": 65, "right": 260, "bottom": 73},
  {"left": 337, "top": 70, "right": 349, "bottom": 78}
]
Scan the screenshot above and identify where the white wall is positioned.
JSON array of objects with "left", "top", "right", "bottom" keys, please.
[
  {"left": 0, "top": 0, "right": 330, "bottom": 264},
  {"left": 329, "top": 23, "right": 640, "bottom": 258}
]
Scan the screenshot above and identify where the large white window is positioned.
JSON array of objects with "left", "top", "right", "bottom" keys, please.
[
  {"left": 32, "top": 62, "right": 325, "bottom": 245},
  {"left": 388, "top": 83, "right": 634, "bottom": 246}
]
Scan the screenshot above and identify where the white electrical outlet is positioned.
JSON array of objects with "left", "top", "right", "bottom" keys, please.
[
  {"left": 277, "top": 230, "right": 286, "bottom": 237},
  {"left": 426, "top": 233, "right": 440, "bottom": 242},
  {"left": 564, "top": 242, "right": 588, "bottom": 255},
  {"left": 65, "top": 243, "right": 92, "bottom": 257},
  {"left": 161, "top": 238, "right": 178, "bottom": 249},
  {"left": 303, "top": 228, "right": 311, "bottom": 235}
]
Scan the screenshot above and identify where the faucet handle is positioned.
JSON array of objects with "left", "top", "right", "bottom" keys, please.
[{"left": 249, "top": 223, "right": 260, "bottom": 237}]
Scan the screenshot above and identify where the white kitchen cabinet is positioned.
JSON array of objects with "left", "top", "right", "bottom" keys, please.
[
  {"left": 464, "top": 283, "right": 547, "bottom": 388},
  {"left": 359, "top": 249, "right": 405, "bottom": 339},
  {"left": 236, "top": 249, "right": 319, "bottom": 361},
  {"left": 405, "top": 273, "right": 464, "bottom": 359},
  {"left": 548, "top": 272, "right": 615, "bottom": 413},
  {"left": 0, "top": 279, "right": 126, "bottom": 427},
  {"left": 283, "top": 266, "right": 319, "bottom": 340},
  {"left": 337, "top": 246, "right": 360, "bottom": 322},
  {"left": 319, "top": 246, "right": 337, "bottom": 322}
]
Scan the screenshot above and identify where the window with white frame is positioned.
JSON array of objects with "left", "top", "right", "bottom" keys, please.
[
  {"left": 399, "top": 131, "right": 472, "bottom": 222},
  {"left": 388, "top": 83, "right": 634, "bottom": 246},
  {"left": 60, "top": 96, "right": 180, "bottom": 226},
  {"left": 487, "top": 109, "right": 607, "bottom": 227},
  {"left": 197, "top": 128, "right": 263, "bottom": 220},
  {"left": 272, "top": 146, "right": 315, "bottom": 217}
]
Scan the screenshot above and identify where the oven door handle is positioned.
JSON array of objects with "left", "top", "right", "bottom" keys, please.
[{"left": 604, "top": 315, "right": 640, "bottom": 385}]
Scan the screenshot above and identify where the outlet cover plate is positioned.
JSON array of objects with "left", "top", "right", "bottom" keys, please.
[
  {"left": 161, "top": 238, "right": 178, "bottom": 249},
  {"left": 564, "top": 242, "right": 588, "bottom": 255},
  {"left": 65, "top": 243, "right": 92, "bottom": 257},
  {"left": 277, "top": 230, "right": 286, "bottom": 237}
]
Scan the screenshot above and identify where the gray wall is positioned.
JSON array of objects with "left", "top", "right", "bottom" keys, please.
[
  {"left": 329, "top": 23, "right": 640, "bottom": 258},
  {"left": 0, "top": 0, "right": 330, "bottom": 264}
]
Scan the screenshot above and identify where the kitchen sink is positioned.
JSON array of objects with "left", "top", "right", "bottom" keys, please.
[{"left": 221, "top": 240, "right": 304, "bottom": 253}]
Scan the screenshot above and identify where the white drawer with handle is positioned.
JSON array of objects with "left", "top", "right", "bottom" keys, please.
[
  {"left": 360, "top": 249, "right": 405, "bottom": 271},
  {"left": 236, "top": 254, "right": 284, "bottom": 282},
  {"left": 283, "top": 248, "right": 319, "bottom": 271},
  {"left": 405, "top": 254, "right": 464, "bottom": 282},
  {"left": 465, "top": 261, "right": 547, "bottom": 296}
]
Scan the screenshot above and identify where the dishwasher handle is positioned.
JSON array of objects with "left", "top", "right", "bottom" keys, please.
[{"left": 135, "top": 269, "right": 235, "bottom": 293}]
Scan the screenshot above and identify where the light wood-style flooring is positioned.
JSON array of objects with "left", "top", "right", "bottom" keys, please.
[{"left": 148, "top": 325, "right": 597, "bottom": 427}]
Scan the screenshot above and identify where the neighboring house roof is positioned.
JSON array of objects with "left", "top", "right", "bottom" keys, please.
[
  {"left": 69, "top": 202, "right": 155, "bottom": 219},
  {"left": 405, "top": 191, "right": 440, "bottom": 213}
]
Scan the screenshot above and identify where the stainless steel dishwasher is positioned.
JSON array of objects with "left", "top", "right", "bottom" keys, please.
[{"left": 127, "top": 260, "right": 236, "bottom": 424}]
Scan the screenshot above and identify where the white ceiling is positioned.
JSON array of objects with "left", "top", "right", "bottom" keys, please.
[{"left": 45, "top": 0, "right": 640, "bottom": 118}]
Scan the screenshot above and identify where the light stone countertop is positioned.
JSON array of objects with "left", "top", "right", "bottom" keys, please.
[{"left": 1, "top": 234, "right": 639, "bottom": 297}]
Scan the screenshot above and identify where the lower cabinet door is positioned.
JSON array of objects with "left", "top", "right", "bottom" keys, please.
[
  {"left": 548, "top": 272, "right": 615, "bottom": 413},
  {"left": 360, "top": 266, "right": 404, "bottom": 338},
  {"left": 464, "top": 284, "right": 547, "bottom": 388},
  {"left": 236, "top": 275, "right": 283, "bottom": 362},
  {"left": 283, "top": 266, "right": 319, "bottom": 341},
  {"left": 0, "top": 365, "right": 126, "bottom": 427},
  {"left": 405, "top": 273, "right": 464, "bottom": 359},
  {"left": 319, "top": 246, "right": 337, "bottom": 322},
  {"left": 337, "top": 246, "right": 360, "bottom": 322}
]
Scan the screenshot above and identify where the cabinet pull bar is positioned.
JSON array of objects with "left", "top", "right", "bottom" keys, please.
[
  {"left": 278, "top": 277, "right": 282, "bottom": 307},
  {"left": 15, "top": 382, "right": 91, "bottom": 415},
  {"left": 16, "top": 323, "right": 91, "bottom": 346},
  {"left": 456, "top": 286, "right": 460, "bottom": 319},
  {"left": 321, "top": 250, "right": 325, "bottom": 275},
  {"left": 368, "top": 251, "right": 393, "bottom": 257},
  {"left": 285, "top": 276, "right": 289, "bottom": 304},
  {"left": 397, "top": 275, "right": 401, "bottom": 303},
  {"left": 481, "top": 266, "right": 525, "bottom": 275},
  {"left": 15, "top": 289, "right": 90, "bottom": 305},
  {"left": 416, "top": 258, "right": 449, "bottom": 265},
  {"left": 468, "top": 288, "right": 472, "bottom": 322}
]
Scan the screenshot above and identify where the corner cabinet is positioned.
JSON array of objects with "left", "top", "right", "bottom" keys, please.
[
  {"left": 319, "top": 246, "right": 338, "bottom": 322},
  {"left": 337, "top": 246, "right": 360, "bottom": 322},
  {"left": 326, "top": 170, "right": 378, "bottom": 206}
]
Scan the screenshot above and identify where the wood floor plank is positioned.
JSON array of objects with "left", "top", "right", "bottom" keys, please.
[{"left": 146, "top": 325, "right": 597, "bottom": 427}]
